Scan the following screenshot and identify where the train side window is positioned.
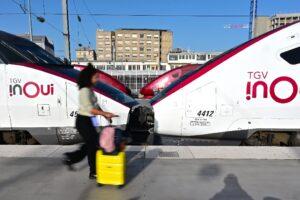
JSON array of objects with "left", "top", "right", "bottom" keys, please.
[{"left": 280, "top": 47, "right": 300, "bottom": 65}]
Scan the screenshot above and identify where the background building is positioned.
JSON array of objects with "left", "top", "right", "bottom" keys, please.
[
  {"left": 19, "top": 34, "right": 54, "bottom": 55},
  {"left": 254, "top": 16, "right": 271, "bottom": 37},
  {"left": 96, "top": 28, "right": 173, "bottom": 65},
  {"left": 168, "top": 48, "right": 222, "bottom": 69},
  {"left": 72, "top": 48, "right": 220, "bottom": 94},
  {"left": 96, "top": 30, "right": 113, "bottom": 61},
  {"left": 270, "top": 13, "right": 300, "bottom": 29},
  {"left": 75, "top": 47, "right": 96, "bottom": 61},
  {"left": 254, "top": 13, "right": 300, "bottom": 37}
]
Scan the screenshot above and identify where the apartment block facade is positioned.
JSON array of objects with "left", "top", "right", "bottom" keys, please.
[
  {"left": 254, "top": 13, "right": 300, "bottom": 37},
  {"left": 75, "top": 47, "right": 96, "bottom": 61},
  {"left": 96, "top": 29, "right": 173, "bottom": 63}
]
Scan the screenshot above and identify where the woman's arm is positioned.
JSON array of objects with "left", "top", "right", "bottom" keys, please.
[
  {"left": 90, "top": 108, "right": 118, "bottom": 118},
  {"left": 80, "top": 88, "right": 118, "bottom": 119}
]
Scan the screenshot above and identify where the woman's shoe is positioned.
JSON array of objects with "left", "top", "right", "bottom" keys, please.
[
  {"left": 62, "top": 156, "right": 76, "bottom": 171},
  {"left": 89, "top": 172, "right": 97, "bottom": 180}
]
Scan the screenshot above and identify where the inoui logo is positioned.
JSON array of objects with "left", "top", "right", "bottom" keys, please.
[
  {"left": 9, "top": 78, "right": 54, "bottom": 98},
  {"left": 246, "top": 71, "right": 298, "bottom": 104}
]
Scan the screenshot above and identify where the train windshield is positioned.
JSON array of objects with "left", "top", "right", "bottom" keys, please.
[
  {"left": 95, "top": 82, "right": 138, "bottom": 107},
  {"left": 0, "top": 31, "right": 63, "bottom": 65},
  {"left": 150, "top": 68, "right": 200, "bottom": 104}
]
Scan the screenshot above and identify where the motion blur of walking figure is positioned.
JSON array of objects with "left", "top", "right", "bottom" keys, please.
[{"left": 63, "top": 64, "right": 118, "bottom": 179}]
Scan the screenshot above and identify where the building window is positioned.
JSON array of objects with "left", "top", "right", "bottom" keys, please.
[
  {"left": 140, "top": 34, "right": 144, "bottom": 38},
  {"left": 280, "top": 46, "right": 300, "bottom": 65},
  {"left": 132, "top": 47, "right": 137, "bottom": 51},
  {"left": 197, "top": 54, "right": 206, "bottom": 60},
  {"left": 146, "top": 48, "right": 151, "bottom": 52},
  {"left": 160, "top": 65, "right": 166, "bottom": 70},
  {"left": 169, "top": 55, "right": 178, "bottom": 61},
  {"left": 140, "top": 47, "right": 144, "bottom": 51},
  {"left": 132, "top": 34, "right": 138, "bottom": 38},
  {"left": 147, "top": 34, "right": 152, "bottom": 39}
]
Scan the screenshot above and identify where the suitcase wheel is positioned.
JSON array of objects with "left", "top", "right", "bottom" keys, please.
[{"left": 117, "top": 185, "right": 124, "bottom": 189}]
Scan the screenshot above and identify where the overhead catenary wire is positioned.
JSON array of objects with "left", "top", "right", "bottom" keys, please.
[
  {"left": 0, "top": 11, "right": 250, "bottom": 18},
  {"left": 71, "top": 0, "right": 91, "bottom": 46},
  {"left": 9, "top": 0, "right": 77, "bottom": 44},
  {"left": 82, "top": 0, "right": 101, "bottom": 29}
]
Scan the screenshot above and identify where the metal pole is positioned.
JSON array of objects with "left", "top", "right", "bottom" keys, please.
[
  {"left": 62, "top": 0, "right": 71, "bottom": 62},
  {"left": 28, "top": 0, "right": 33, "bottom": 41},
  {"left": 251, "top": 0, "right": 257, "bottom": 39},
  {"left": 249, "top": 0, "right": 257, "bottom": 40}
]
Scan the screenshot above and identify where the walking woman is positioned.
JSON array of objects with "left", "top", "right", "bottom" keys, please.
[{"left": 63, "top": 65, "right": 118, "bottom": 179}]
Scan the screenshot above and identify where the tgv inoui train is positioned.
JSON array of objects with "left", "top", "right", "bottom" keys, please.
[
  {"left": 0, "top": 31, "right": 150, "bottom": 144},
  {"left": 150, "top": 21, "right": 300, "bottom": 145},
  {"left": 74, "top": 65, "right": 131, "bottom": 95}
]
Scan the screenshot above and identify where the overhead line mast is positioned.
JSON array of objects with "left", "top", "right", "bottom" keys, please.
[
  {"left": 62, "top": 0, "right": 71, "bottom": 62},
  {"left": 249, "top": 0, "right": 258, "bottom": 39}
]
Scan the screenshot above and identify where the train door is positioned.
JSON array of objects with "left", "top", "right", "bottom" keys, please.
[
  {"left": 0, "top": 63, "right": 11, "bottom": 128},
  {"left": 182, "top": 82, "right": 217, "bottom": 136},
  {"left": 65, "top": 82, "right": 79, "bottom": 121}
]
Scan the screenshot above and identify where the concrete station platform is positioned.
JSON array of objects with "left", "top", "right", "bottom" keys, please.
[{"left": 0, "top": 145, "right": 300, "bottom": 200}]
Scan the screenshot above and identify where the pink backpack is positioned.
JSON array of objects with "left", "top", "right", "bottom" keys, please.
[{"left": 99, "top": 127, "right": 115, "bottom": 153}]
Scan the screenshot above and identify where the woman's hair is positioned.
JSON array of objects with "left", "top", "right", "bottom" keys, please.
[{"left": 77, "top": 63, "right": 98, "bottom": 89}]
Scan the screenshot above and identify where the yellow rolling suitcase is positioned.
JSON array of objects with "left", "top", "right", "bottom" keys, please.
[{"left": 96, "top": 150, "right": 126, "bottom": 187}]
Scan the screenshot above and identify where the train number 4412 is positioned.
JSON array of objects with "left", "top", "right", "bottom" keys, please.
[{"left": 197, "top": 110, "right": 214, "bottom": 117}]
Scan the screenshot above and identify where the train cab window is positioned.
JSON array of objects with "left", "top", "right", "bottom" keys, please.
[
  {"left": 280, "top": 47, "right": 300, "bottom": 65},
  {"left": 0, "top": 42, "right": 28, "bottom": 63}
]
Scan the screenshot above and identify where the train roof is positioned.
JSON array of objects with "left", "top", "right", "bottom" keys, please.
[{"left": 150, "top": 21, "right": 300, "bottom": 105}]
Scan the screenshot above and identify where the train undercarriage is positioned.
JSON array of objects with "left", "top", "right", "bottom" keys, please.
[{"left": 1, "top": 105, "right": 300, "bottom": 146}]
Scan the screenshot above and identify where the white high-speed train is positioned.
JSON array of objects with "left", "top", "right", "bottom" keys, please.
[
  {"left": 150, "top": 21, "right": 300, "bottom": 145},
  {"left": 0, "top": 31, "right": 151, "bottom": 144}
]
